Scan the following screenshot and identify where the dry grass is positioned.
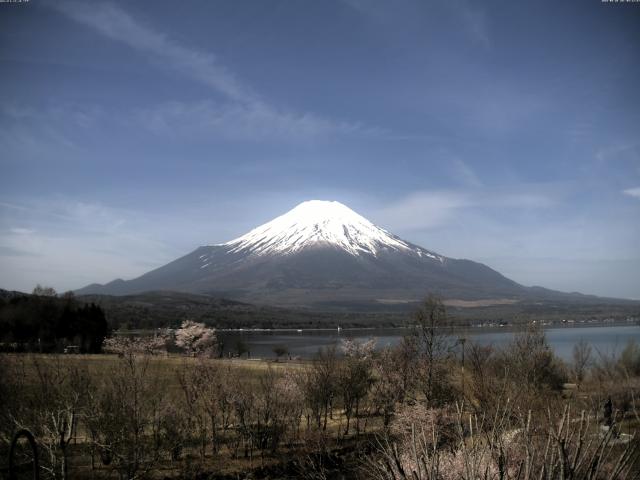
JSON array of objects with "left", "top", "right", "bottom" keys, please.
[{"left": 2, "top": 352, "right": 307, "bottom": 380}]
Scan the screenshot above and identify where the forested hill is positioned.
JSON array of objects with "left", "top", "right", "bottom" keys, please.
[
  {"left": 78, "top": 290, "right": 640, "bottom": 331},
  {"left": 75, "top": 290, "right": 407, "bottom": 330}
]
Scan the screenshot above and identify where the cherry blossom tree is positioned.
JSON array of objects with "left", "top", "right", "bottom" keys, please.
[
  {"left": 102, "top": 330, "right": 169, "bottom": 356},
  {"left": 175, "top": 320, "right": 217, "bottom": 356}
]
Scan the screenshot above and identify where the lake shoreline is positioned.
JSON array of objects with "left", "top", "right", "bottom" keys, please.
[{"left": 117, "top": 317, "right": 638, "bottom": 336}]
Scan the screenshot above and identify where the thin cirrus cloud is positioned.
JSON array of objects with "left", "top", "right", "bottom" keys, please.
[
  {"left": 343, "top": 0, "right": 490, "bottom": 49},
  {"left": 52, "top": 1, "right": 254, "bottom": 104},
  {"left": 0, "top": 103, "right": 99, "bottom": 159},
  {"left": 9, "top": 227, "right": 36, "bottom": 235},
  {"left": 51, "top": 1, "right": 378, "bottom": 142},
  {"left": 373, "top": 191, "right": 472, "bottom": 231},
  {"left": 134, "top": 100, "right": 381, "bottom": 142},
  {"left": 450, "top": 158, "right": 483, "bottom": 187},
  {"left": 451, "top": 0, "right": 491, "bottom": 49},
  {"left": 0, "top": 198, "right": 180, "bottom": 291},
  {"left": 374, "top": 187, "right": 557, "bottom": 232},
  {"left": 623, "top": 187, "right": 640, "bottom": 199}
]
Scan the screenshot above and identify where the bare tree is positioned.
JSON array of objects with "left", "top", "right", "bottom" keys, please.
[
  {"left": 176, "top": 362, "right": 210, "bottom": 461},
  {"left": 372, "top": 347, "right": 408, "bottom": 428},
  {"left": 230, "top": 375, "right": 258, "bottom": 462},
  {"left": 339, "top": 339, "right": 375, "bottom": 435},
  {"left": 413, "top": 294, "right": 454, "bottom": 406},
  {"left": 177, "top": 359, "right": 235, "bottom": 456},
  {"left": 302, "top": 346, "right": 338, "bottom": 431},
  {"left": 13, "top": 356, "right": 91, "bottom": 480},
  {"left": 502, "top": 324, "right": 567, "bottom": 399},
  {"left": 273, "top": 345, "right": 289, "bottom": 361},
  {"left": 87, "top": 352, "right": 166, "bottom": 480},
  {"left": 235, "top": 339, "right": 249, "bottom": 358},
  {"left": 572, "top": 338, "right": 592, "bottom": 386},
  {"left": 465, "top": 341, "right": 504, "bottom": 414},
  {"left": 395, "top": 335, "right": 420, "bottom": 402},
  {"left": 32, "top": 284, "right": 57, "bottom": 297},
  {"left": 277, "top": 370, "right": 305, "bottom": 446}
]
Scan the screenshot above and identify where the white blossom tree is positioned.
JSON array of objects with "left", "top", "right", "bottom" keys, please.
[
  {"left": 102, "top": 330, "right": 169, "bottom": 356},
  {"left": 341, "top": 338, "right": 376, "bottom": 359},
  {"left": 175, "top": 320, "right": 217, "bottom": 357}
]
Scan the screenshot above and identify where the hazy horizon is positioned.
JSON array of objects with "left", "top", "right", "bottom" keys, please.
[{"left": 1, "top": 0, "right": 639, "bottom": 299}]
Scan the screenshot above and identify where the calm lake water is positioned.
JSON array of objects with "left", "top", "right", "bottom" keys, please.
[{"left": 216, "top": 324, "right": 640, "bottom": 361}]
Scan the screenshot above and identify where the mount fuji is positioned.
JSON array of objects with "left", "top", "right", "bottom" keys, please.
[{"left": 76, "top": 200, "right": 561, "bottom": 308}]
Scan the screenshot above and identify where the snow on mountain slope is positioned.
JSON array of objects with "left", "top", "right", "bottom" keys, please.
[
  {"left": 218, "top": 200, "right": 443, "bottom": 259},
  {"left": 76, "top": 199, "right": 533, "bottom": 306}
]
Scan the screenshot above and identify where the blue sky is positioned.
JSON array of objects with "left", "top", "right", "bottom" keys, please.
[{"left": 1, "top": 0, "right": 639, "bottom": 298}]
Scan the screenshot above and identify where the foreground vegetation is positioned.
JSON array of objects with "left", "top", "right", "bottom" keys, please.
[{"left": 1, "top": 296, "right": 640, "bottom": 479}]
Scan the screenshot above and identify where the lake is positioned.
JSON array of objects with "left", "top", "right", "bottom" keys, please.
[{"left": 216, "top": 323, "right": 640, "bottom": 361}]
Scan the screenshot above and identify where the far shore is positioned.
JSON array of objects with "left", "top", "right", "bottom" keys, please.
[{"left": 116, "top": 317, "right": 639, "bottom": 335}]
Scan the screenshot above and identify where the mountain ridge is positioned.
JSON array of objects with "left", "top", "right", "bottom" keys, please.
[{"left": 75, "top": 200, "right": 619, "bottom": 309}]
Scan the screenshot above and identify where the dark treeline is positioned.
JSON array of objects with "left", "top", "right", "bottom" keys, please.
[{"left": 0, "top": 287, "right": 109, "bottom": 353}]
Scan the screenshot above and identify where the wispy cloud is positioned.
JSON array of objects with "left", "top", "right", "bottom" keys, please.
[
  {"left": 135, "top": 100, "right": 380, "bottom": 142},
  {"left": 0, "top": 199, "right": 178, "bottom": 291},
  {"left": 52, "top": 1, "right": 378, "bottom": 142},
  {"left": 343, "top": 0, "right": 490, "bottom": 49},
  {"left": 9, "top": 227, "right": 35, "bottom": 235},
  {"left": 374, "top": 186, "right": 558, "bottom": 232},
  {"left": 596, "top": 143, "right": 639, "bottom": 163},
  {"left": 623, "top": 187, "right": 640, "bottom": 199},
  {"left": 374, "top": 191, "right": 472, "bottom": 231},
  {"left": 450, "top": 158, "right": 483, "bottom": 187},
  {"left": 52, "top": 1, "right": 254, "bottom": 104},
  {"left": 450, "top": 0, "right": 491, "bottom": 49},
  {"left": 0, "top": 103, "right": 105, "bottom": 159}
]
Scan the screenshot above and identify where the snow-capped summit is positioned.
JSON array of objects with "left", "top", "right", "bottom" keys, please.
[
  {"left": 221, "top": 200, "right": 435, "bottom": 258},
  {"left": 77, "top": 200, "right": 527, "bottom": 308}
]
